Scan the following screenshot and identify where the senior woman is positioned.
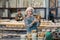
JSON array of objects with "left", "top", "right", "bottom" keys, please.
[{"left": 24, "top": 7, "right": 40, "bottom": 33}]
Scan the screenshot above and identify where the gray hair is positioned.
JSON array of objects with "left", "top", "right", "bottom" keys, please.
[{"left": 25, "top": 7, "right": 34, "bottom": 14}]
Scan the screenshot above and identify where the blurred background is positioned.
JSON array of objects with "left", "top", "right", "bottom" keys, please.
[{"left": 0, "top": 0, "right": 60, "bottom": 40}]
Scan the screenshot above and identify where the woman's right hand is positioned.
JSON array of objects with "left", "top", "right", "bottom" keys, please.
[{"left": 32, "top": 20, "right": 37, "bottom": 24}]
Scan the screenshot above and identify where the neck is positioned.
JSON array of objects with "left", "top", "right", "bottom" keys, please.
[{"left": 27, "top": 15, "right": 32, "bottom": 17}]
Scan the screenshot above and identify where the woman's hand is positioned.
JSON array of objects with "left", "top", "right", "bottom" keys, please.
[{"left": 32, "top": 20, "right": 37, "bottom": 24}]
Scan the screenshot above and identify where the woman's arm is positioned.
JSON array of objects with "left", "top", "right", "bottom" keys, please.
[
  {"left": 24, "top": 18, "right": 35, "bottom": 27},
  {"left": 24, "top": 19, "right": 31, "bottom": 27}
]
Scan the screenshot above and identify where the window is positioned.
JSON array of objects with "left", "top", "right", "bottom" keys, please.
[
  {"left": 0, "top": 0, "right": 46, "bottom": 19},
  {"left": 57, "top": 0, "right": 60, "bottom": 18},
  {"left": 34, "top": 9, "right": 46, "bottom": 18}
]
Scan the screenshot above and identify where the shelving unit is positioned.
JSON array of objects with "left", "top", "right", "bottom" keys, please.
[{"left": 0, "top": 21, "right": 26, "bottom": 39}]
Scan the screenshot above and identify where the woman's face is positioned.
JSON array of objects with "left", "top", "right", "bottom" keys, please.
[{"left": 27, "top": 10, "right": 32, "bottom": 16}]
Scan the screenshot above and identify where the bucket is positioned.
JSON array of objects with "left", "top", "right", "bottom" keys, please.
[
  {"left": 20, "top": 35, "right": 26, "bottom": 40},
  {"left": 32, "top": 33, "right": 37, "bottom": 40}
]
